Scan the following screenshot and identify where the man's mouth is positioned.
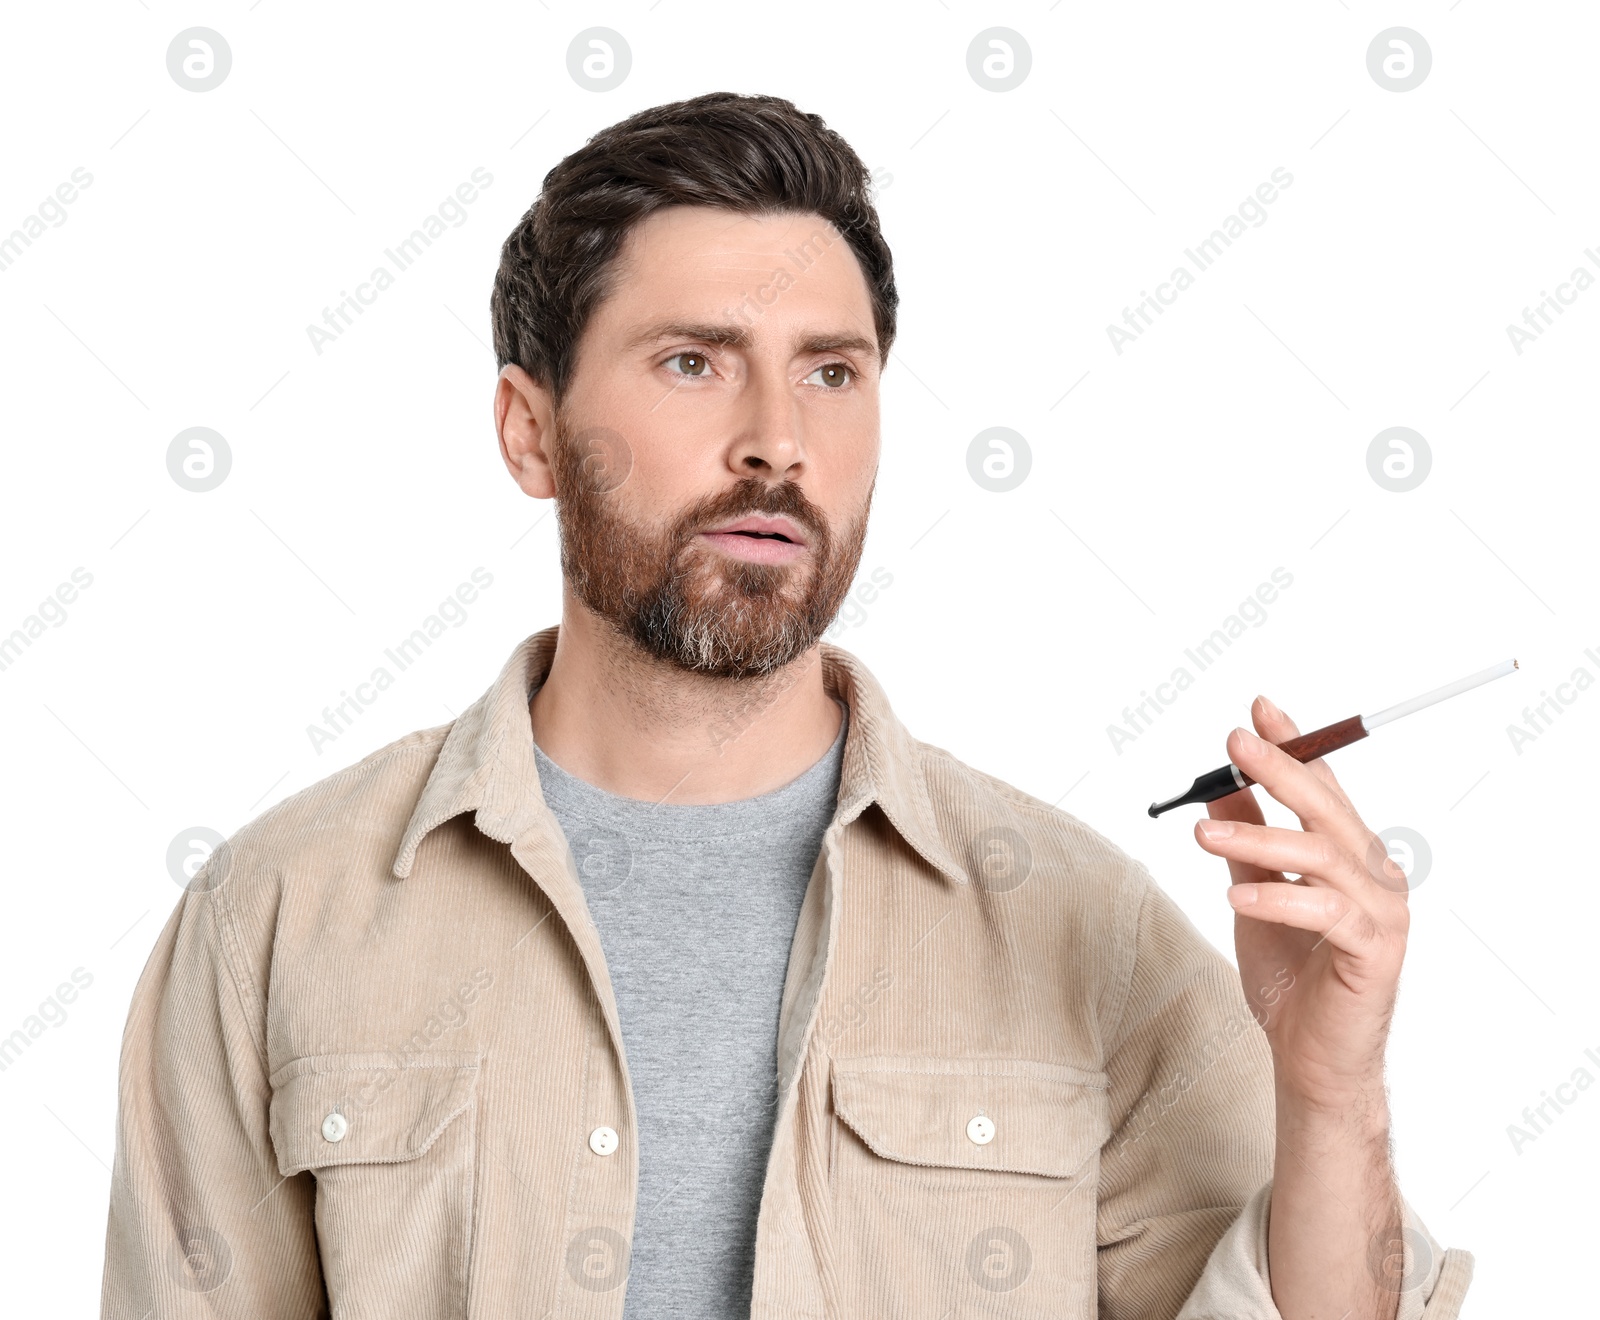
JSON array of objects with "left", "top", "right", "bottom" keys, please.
[{"left": 698, "top": 515, "right": 810, "bottom": 565}]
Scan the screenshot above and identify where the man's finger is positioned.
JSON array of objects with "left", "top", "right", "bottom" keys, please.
[
  {"left": 1197, "top": 818, "right": 1401, "bottom": 908},
  {"left": 1228, "top": 724, "right": 1372, "bottom": 858},
  {"left": 1227, "top": 882, "right": 1393, "bottom": 973},
  {"left": 1251, "top": 694, "right": 1355, "bottom": 811},
  {"left": 1200, "top": 787, "right": 1284, "bottom": 889}
]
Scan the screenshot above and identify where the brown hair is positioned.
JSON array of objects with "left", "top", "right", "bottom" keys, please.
[{"left": 490, "top": 91, "right": 896, "bottom": 405}]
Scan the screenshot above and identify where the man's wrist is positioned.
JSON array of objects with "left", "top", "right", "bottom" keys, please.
[{"left": 1274, "top": 1071, "right": 1392, "bottom": 1143}]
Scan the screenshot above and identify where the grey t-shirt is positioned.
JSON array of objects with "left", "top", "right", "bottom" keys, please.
[{"left": 532, "top": 705, "right": 847, "bottom": 1318}]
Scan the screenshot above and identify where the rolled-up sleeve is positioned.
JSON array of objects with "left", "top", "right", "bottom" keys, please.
[
  {"left": 1096, "top": 868, "right": 1474, "bottom": 1319},
  {"left": 100, "top": 867, "right": 323, "bottom": 1318},
  {"left": 1175, "top": 1180, "right": 1475, "bottom": 1318}
]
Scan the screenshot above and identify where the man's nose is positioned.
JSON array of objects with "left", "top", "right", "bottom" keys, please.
[{"left": 726, "top": 366, "right": 805, "bottom": 481}]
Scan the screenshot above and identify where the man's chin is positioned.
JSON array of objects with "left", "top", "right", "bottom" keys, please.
[
  {"left": 624, "top": 595, "right": 823, "bottom": 679},
  {"left": 676, "top": 551, "right": 809, "bottom": 604}
]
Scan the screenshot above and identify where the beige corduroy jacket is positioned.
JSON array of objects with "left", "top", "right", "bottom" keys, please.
[{"left": 100, "top": 627, "right": 1473, "bottom": 1318}]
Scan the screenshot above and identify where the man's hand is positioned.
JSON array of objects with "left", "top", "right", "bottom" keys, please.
[
  {"left": 1192, "top": 693, "right": 1410, "bottom": 1320},
  {"left": 1195, "top": 693, "right": 1410, "bottom": 1102}
]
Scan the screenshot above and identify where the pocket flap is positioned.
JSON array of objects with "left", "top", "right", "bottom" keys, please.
[
  {"left": 831, "top": 1055, "right": 1109, "bottom": 1179},
  {"left": 268, "top": 1050, "right": 481, "bottom": 1176}
]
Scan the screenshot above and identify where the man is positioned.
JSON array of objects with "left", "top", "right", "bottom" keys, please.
[{"left": 101, "top": 92, "right": 1472, "bottom": 1318}]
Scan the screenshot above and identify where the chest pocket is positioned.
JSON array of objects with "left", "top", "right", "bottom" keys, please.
[
  {"left": 269, "top": 1051, "right": 481, "bottom": 1320},
  {"left": 828, "top": 1055, "right": 1109, "bottom": 1320}
]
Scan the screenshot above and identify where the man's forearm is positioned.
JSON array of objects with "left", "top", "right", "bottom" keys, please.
[{"left": 1268, "top": 1081, "right": 1402, "bottom": 1320}]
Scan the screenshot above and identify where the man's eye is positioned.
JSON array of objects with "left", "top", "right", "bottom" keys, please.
[
  {"left": 805, "top": 362, "right": 853, "bottom": 389},
  {"left": 664, "top": 352, "right": 712, "bottom": 377}
]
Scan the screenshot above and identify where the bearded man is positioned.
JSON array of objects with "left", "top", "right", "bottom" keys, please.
[{"left": 101, "top": 92, "right": 1472, "bottom": 1320}]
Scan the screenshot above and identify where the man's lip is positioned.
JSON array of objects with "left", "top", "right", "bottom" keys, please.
[{"left": 700, "top": 515, "right": 808, "bottom": 547}]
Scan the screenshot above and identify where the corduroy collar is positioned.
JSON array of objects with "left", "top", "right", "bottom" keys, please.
[{"left": 390, "top": 625, "right": 965, "bottom": 885}]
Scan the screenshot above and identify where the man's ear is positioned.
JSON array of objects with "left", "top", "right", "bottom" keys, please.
[{"left": 495, "top": 364, "right": 557, "bottom": 499}]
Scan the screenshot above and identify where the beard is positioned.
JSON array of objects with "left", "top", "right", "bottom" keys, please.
[{"left": 550, "top": 415, "right": 871, "bottom": 679}]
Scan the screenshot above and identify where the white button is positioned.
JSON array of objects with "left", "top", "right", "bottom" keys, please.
[
  {"left": 321, "top": 1111, "right": 349, "bottom": 1143},
  {"left": 589, "top": 1125, "right": 619, "bottom": 1156},
  {"left": 966, "top": 1114, "right": 995, "bottom": 1146}
]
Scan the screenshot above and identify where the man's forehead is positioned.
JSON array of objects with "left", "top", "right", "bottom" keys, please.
[
  {"left": 597, "top": 205, "right": 876, "bottom": 353},
  {"left": 609, "top": 207, "right": 862, "bottom": 301}
]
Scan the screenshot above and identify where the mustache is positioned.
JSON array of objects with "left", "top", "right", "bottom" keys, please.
[{"left": 670, "top": 478, "right": 829, "bottom": 551}]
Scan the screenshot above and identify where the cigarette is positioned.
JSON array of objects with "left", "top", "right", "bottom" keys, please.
[{"left": 1147, "top": 658, "right": 1518, "bottom": 818}]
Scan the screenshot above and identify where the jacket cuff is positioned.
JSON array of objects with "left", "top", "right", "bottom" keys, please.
[
  {"left": 1392, "top": 1191, "right": 1475, "bottom": 1320},
  {"left": 1173, "top": 1181, "right": 1475, "bottom": 1319}
]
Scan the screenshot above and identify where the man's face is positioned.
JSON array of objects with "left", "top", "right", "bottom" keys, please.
[{"left": 548, "top": 205, "right": 882, "bottom": 678}]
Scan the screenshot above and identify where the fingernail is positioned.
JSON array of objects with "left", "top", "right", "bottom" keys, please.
[
  {"left": 1228, "top": 885, "right": 1259, "bottom": 907},
  {"left": 1197, "top": 819, "right": 1235, "bottom": 840},
  {"left": 1257, "top": 694, "right": 1281, "bottom": 718},
  {"left": 1234, "top": 726, "right": 1262, "bottom": 751}
]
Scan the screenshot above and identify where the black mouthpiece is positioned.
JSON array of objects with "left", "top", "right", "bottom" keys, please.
[{"left": 1148, "top": 763, "right": 1245, "bottom": 818}]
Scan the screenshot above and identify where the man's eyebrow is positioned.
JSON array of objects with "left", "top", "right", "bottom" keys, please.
[
  {"left": 626, "top": 320, "right": 751, "bottom": 351},
  {"left": 797, "top": 331, "right": 879, "bottom": 358},
  {"left": 624, "top": 320, "right": 878, "bottom": 359}
]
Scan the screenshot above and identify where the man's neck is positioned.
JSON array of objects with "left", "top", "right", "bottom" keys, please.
[{"left": 528, "top": 591, "right": 844, "bottom": 805}]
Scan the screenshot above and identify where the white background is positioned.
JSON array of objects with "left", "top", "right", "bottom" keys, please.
[{"left": 2, "top": 2, "right": 1595, "bottom": 1314}]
